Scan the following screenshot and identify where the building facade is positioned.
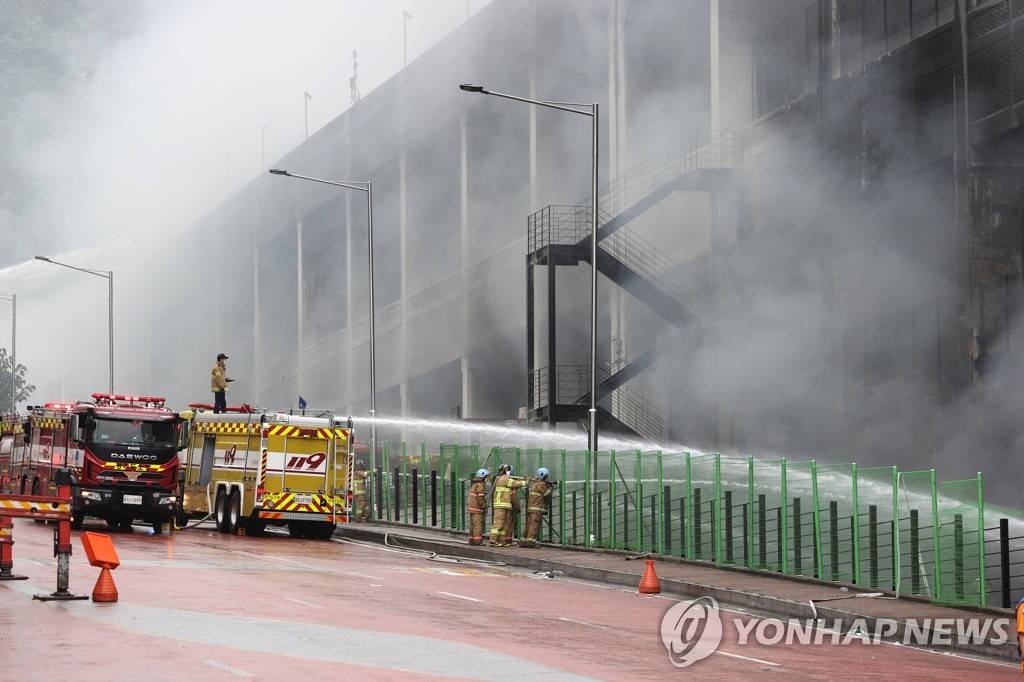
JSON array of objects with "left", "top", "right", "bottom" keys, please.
[{"left": 133, "top": 0, "right": 1024, "bottom": 503}]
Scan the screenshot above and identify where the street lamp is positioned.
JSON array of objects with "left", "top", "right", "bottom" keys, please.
[
  {"left": 268, "top": 168, "right": 377, "bottom": 495},
  {"left": 35, "top": 257, "right": 114, "bottom": 393},
  {"left": 459, "top": 84, "right": 600, "bottom": 454},
  {"left": 0, "top": 294, "right": 15, "bottom": 411}
]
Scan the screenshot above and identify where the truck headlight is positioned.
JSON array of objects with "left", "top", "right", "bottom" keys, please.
[{"left": 79, "top": 490, "right": 102, "bottom": 501}]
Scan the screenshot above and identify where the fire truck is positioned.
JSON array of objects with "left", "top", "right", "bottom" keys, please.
[
  {"left": 0, "top": 412, "right": 26, "bottom": 494},
  {"left": 15, "top": 394, "right": 183, "bottom": 532},
  {"left": 178, "top": 404, "right": 354, "bottom": 539}
]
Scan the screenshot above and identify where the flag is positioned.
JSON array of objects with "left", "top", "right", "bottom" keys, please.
[
  {"left": 298, "top": 396, "right": 307, "bottom": 409},
  {"left": 305, "top": 91, "right": 312, "bottom": 100},
  {"left": 403, "top": 10, "right": 411, "bottom": 20}
]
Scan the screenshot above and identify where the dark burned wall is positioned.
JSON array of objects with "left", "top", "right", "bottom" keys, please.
[{"left": 720, "top": 1, "right": 1024, "bottom": 481}]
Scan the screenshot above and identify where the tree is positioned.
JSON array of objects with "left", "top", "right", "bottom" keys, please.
[{"left": 0, "top": 347, "right": 34, "bottom": 413}]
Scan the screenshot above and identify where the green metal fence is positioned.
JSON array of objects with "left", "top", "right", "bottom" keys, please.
[{"left": 366, "top": 443, "right": 987, "bottom": 606}]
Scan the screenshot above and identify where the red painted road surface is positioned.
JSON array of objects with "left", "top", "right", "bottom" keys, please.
[{"left": 0, "top": 518, "right": 1016, "bottom": 681}]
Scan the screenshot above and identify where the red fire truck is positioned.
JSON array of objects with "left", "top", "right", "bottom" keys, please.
[{"left": 16, "top": 394, "right": 183, "bottom": 533}]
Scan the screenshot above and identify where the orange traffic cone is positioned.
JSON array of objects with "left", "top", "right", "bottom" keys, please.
[
  {"left": 638, "top": 559, "right": 661, "bottom": 594},
  {"left": 92, "top": 566, "right": 118, "bottom": 602}
]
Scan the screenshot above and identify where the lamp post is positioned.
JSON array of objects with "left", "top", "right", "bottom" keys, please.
[
  {"left": 269, "top": 168, "right": 377, "bottom": 496},
  {"left": 35, "top": 257, "right": 113, "bottom": 393},
  {"left": 0, "top": 294, "right": 14, "bottom": 411},
  {"left": 459, "top": 84, "right": 600, "bottom": 454}
]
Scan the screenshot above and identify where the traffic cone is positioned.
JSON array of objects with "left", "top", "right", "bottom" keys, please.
[
  {"left": 638, "top": 559, "right": 661, "bottom": 594},
  {"left": 92, "top": 565, "right": 118, "bottom": 602}
]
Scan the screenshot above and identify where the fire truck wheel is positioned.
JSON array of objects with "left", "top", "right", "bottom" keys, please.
[
  {"left": 288, "top": 522, "right": 307, "bottom": 539},
  {"left": 243, "top": 514, "right": 267, "bottom": 536},
  {"left": 226, "top": 490, "right": 241, "bottom": 535},
  {"left": 214, "top": 489, "right": 229, "bottom": 533},
  {"left": 152, "top": 520, "right": 164, "bottom": 535},
  {"left": 311, "top": 523, "right": 336, "bottom": 540}
]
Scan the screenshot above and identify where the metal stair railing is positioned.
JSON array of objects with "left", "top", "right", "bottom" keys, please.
[
  {"left": 589, "top": 130, "right": 744, "bottom": 223},
  {"left": 530, "top": 363, "right": 669, "bottom": 443},
  {"left": 528, "top": 131, "right": 743, "bottom": 254}
]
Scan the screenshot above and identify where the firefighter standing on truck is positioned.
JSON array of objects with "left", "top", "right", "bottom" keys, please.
[
  {"left": 467, "top": 468, "right": 489, "bottom": 545},
  {"left": 210, "top": 353, "right": 233, "bottom": 414},
  {"left": 520, "top": 467, "right": 554, "bottom": 548},
  {"left": 489, "top": 463, "right": 528, "bottom": 547}
]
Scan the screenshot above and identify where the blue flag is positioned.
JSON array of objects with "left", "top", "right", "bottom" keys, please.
[{"left": 298, "top": 396, "right": 307, "bottom": 409}]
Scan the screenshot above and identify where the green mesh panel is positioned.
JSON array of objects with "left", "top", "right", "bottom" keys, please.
[
  {"left": 718, "top": 455, "right": 752, "bottom": 566},
  {"left": 636, "top": 451, "right": 662, "bottom": 553},
  {"left": 560, "top": 449, "right": 590, "bottom": 545},
  {"left": 661, "top": 451, "right": 689, "bottom": 558},
  {"left": 688, "top": 453, "right": 719, "bottom": 562},
  {"left": 896, "top": 470, "right": 938, "bottom": 598},
  {"left": 751, "top": 458, "right": 787, "bottom": 572},
  {"left": 816, "top": 463, "right": 857, "bottom": 584},
  {"left": 786, "top": 461, "right": 819, "bottom": 578},
  {"left": 936, "top": 475, "right": 984, "bottom": 605},
  {"left": 856, "top": 466, "right": 897, "bottom": 590}
]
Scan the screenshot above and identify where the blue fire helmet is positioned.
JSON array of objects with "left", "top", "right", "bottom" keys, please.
[
  {"left": 476, "top": 468, "right": 489, "bottom": 478},
  {"left": 537, "top": 467, "right": 550, "bottom": 478}
]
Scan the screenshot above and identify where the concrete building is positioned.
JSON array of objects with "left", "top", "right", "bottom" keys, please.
[{"left": 136, "top": 0, "right": 1024, "bottom": 502}]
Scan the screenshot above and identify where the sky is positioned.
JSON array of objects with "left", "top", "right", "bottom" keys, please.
[{"left": 32, "top": 0, "right": 491, "bottom": 249}]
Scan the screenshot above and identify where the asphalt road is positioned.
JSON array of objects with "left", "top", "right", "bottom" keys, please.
[{"left": 0, "top": 518, "right": 1015, "bottom": 680}]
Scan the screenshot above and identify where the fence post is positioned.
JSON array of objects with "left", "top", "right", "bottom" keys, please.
[
  {"left": 449, "top": 469, "right": 457, "bottom": 530},
  {"left": 758, "top": 494, "right": 767, "bottom": 569},
  {"left": 430, "top": 470, "right": 438, "bottom": 527},
  {"left": 910, "top": 509, "right": 921, "bottom": 594},
  {"left": 572, "top": 490, "right": 578, "bottom": 545},
  {"left": 412, "top": 468, "right": 419, "bottom": 525},
  {"left": 649, "top": 494, "right": 656, "bottom": 553},
  {"left": 724, "top": 490, "right": 733, "bottom": 563},
  {"left": 376, "top": 466, "right": 384, "bottom": 520},
  {"left": 1001, "top": 518, "right": 1011, "bottom": 608},
  {"left": 776, "top": 507, "right": 783, "bottom": 569},
  {"left": 829, "top": 501, "right": 839, "bottom": 582},
  {"left": 680, "top": 496, "right": 687, "bottom": 558},
  {"left": 954, "top": 513, "right": 964, "bottom": 602},
  {"left": 693, "top": 487, "right": 702, "bottom": 558},
  {"left": 869, "top": 505, "right": 879, "bottom": 588},
  {"left": 393, "top": 467, "right": 401, "bottom": 522},
  {"left": 793, "top": 497, "right": 802, "bottom": 574},
  {"left": 663, "top": 485, "right": 672, "bottom": 555},
  {"left": 745, "top": 499, "right": 753, "bottom": 561}
]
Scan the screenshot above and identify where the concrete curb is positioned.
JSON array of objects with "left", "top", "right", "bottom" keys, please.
[{"left": 337, "top": 525, "right": 1017, "bottom": 663}]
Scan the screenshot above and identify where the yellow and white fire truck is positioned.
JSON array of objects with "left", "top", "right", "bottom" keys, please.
[
  {"left": 0, "top": 413, "right": 26, "bottom": 494},
  {"left": 178, "top": 404, "right": 354, "bottom": 539}
]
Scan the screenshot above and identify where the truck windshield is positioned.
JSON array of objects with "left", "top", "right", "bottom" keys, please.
[{"left": 90, "top": 418, "right": 176, "bottom": 448}]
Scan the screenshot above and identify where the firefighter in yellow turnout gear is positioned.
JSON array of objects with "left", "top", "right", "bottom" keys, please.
[
  {"left": 467, "top": 469, "right": 489, "bottom": 545},
  {"left": 489, "top": 463, "right": 529, "bottom": 547},
  {"left": 520, "top": 468, "right": 554, "bottom": 548},
  {"left": 352, "top": 462, "right": 370, "bottom": 522}
]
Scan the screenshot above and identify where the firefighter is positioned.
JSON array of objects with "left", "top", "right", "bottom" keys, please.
[
  {"left": 210, "top": 353, "right": 234, "bottom": 414},
  {"left": 520, "top": 467, "right": 554, "bottom": 548},
  {"left": 467, "top": 468, "right": 489, "bottom": 545},
  {"left": 352, "top": 462, "right": 370, "bottom": 522},
  {"left": 489, "top": 463, "right": 528, "bottom": 547},
  {"left": 504, "top": 466, "right": 522, "bottom": 545}
]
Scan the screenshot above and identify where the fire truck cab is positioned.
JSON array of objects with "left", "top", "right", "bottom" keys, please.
[
  {"left": 179, "top": 404, "right": 353, "bottom": 539},
  {"left": 22, "top": 394, "right": 183, "bottom": 532}
]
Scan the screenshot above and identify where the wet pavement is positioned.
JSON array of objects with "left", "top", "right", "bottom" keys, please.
[{"left": 339, "top": 520, "right": 1021, "bottom": 663}]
